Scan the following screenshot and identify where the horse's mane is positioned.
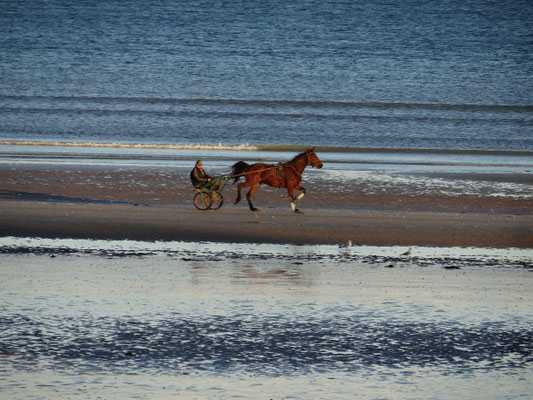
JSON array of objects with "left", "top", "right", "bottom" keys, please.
[{"left": 287, "top": 150, "right": 308, "bottom": 164}]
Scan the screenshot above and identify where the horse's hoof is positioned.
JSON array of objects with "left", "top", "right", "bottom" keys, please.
[
  {"left": 295, "top": 209, "right": 304, "bottom": 214},
  {"left": 251, "top": 208, "right": 262, "bottom": 212}
]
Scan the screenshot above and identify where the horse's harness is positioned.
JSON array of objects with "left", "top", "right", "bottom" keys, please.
[{"left": 276, "top": 152, "right": 314, "bottom": 184}]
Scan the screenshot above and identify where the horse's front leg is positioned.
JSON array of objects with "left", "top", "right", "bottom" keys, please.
[
  {"left": 287, "top": 186, "right": 304, "bottom": 214},
  {"left": 294, "top": 184, "right": 306, "bottom": 201}
]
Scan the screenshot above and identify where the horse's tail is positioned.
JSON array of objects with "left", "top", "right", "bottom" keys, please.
[{"left": 231, "top": 161, "right": 250, "bottom": 183}]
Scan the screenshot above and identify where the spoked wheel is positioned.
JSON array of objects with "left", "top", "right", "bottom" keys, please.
[
  {"left": 210, "top": 191, "right": 224, "bottom": 210},
  {"left": 194, "top": 190, "right": 212, "bottom": 210}
]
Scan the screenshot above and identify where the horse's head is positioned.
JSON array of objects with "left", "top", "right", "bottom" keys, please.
[{"left": 306, "top": 147, "right": 323, "bottom": 169}]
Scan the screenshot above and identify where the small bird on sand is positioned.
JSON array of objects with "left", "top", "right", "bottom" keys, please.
[
  {"left": 339, "top": 240, "right": 352, "bottom": 249},
  {"left": 401, "top": 248, "right": 412, "bottom": 256}
]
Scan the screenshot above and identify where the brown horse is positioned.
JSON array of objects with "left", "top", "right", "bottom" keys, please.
[{"left": 232, "top": 148, "right": 323, "bottom": 213}]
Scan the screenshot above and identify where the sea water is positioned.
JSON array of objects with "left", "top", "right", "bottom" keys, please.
[{"left": 0, "top": 0, "right": 532, "bottom": 154}]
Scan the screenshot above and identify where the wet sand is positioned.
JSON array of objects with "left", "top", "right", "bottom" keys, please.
[
  {"left": 1, "top": 239, "right": 532, "bottom": 399},
  {"left": 0, "top": 166, "right": 532, "bottom": 248},
  {"left": 1, "top": 201, "right": 533, "bottom": 248}
]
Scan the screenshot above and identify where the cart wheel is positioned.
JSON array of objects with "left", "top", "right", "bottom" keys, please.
[
  {"left": 210, "top": 191, "right": 224, "bottom": 210},
  {"left": 194, "top": 191, "right": 212, "bottom": 210}
]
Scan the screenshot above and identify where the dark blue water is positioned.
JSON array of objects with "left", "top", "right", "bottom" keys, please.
[
  {"left": 1, "top": 0, "right": 532, "bottom": 151},
  {"left": 3, "top": 311, "right": 532, "bottom": 376}
]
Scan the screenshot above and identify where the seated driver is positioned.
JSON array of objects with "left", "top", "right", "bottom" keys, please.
[
  {"left": 190, "top": 160, "right": 222, "bottom": 192},
  {"left": 190, "top": 160, "right": 212, "bottom": 189}
]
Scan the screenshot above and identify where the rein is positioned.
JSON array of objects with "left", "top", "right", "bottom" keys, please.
[
  {"left": 231, "top": 151, "right": 315, "bottom": 179},
  {"left": 230, "top": 166, "right": 276, "bottom": 179}
]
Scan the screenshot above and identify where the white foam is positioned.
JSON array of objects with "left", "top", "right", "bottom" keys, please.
[{"left": 0, "top": 140, "right": 258, "bottom": 151}]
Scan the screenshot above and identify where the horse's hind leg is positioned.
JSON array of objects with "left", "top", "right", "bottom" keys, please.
[
  {"left": 234, "top": 180, "right": 250, "bottom": 205},
  {"left": 246, "top": 183, "right": 261, "bottom": 212},
  {"left": 234, "top": 184, "right": 243, "bottom": 205}
]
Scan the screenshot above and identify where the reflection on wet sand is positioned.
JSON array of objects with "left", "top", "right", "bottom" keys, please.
[
  {"left": 237, "top": 264, "right": 305, "bottom": 283},
  {"left": 0, "top": 238, "right": 532, "bottom": 399}
]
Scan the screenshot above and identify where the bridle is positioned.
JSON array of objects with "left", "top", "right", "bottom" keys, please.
[
  {"left": 306, "top": 151, "right": 321, "bottom": 168},
  {"left": 286, "top": 151, "right": 319, "bottom": 177}
]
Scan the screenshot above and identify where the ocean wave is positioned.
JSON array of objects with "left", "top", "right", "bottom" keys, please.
[
  {"left": 0, "top": 140, "right": 258, "bottom": 151},
  {"left": 3, "top": 106, "right": 530, "bottom": 126},
  {"left": 1, "top": 140, "right": 532, "bottom": 156},
  {"left": 2, "top": 94, "right": 532, "bottom": 112},
  {"left": 258, "top": 144, "right": 533, "bottom": 156}
]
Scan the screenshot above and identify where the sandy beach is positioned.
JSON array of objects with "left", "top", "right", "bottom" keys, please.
[
  {"left": 1, "top": 201, "right": 533, "bottom": 248},
  {"left": 1, "top": 165, "right": 532, "bottom": 248},
  {"left": 1, "top": 159, "right": 532, "bottom": 399}
]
